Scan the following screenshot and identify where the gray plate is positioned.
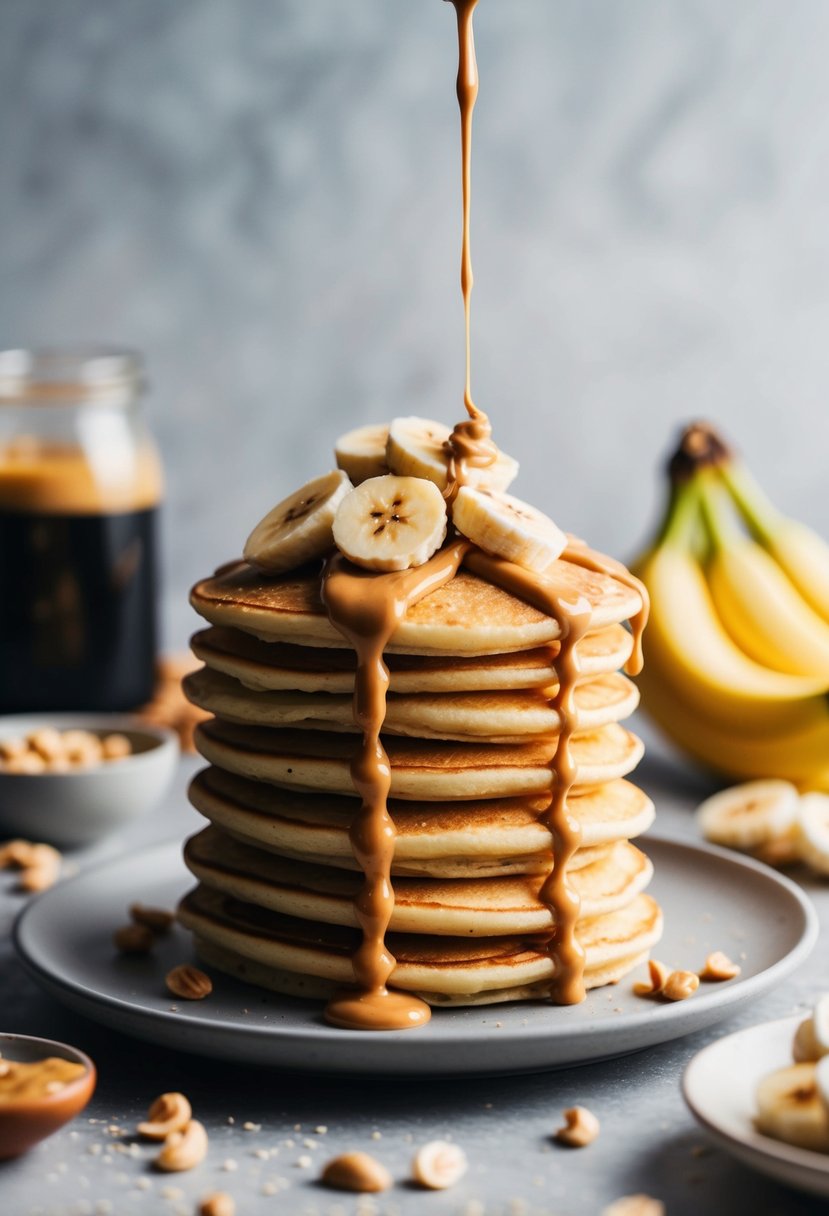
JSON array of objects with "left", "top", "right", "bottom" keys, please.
[{"left": 13, "top": 836, "right": 818, "bottom": 1076}]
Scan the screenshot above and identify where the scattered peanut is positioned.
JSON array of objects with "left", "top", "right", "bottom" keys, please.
[
  {"left": 662, "top": 970, "right": 700, "bottom": 1002},
  {"left": 633, "top": 959, "right": 670, "bottom": 998},
  {"left": 166, "top": 964, "right": 213, "bottom": 1000},
  {"left": 1, "top": 839, "right": 62, "bottom": 892},
  {"left": 130, "top": 903, "right": 175, "bottom": 934},
  {"left": 138, "top": 1092, "right": 193, "bottom": 1140},
  {"left": 154, "top": 1119, "right": 208, "bottom": 1172},
  {"left": 554, "top": 1106, "right": 600, "bottom": 1148},
  {"left": 411, "top": 1140, "right": 468, "bottom": 1189},
  {"left": 19, "top": 864, "right": 60, "bottom": 893},
  {"left": 114, "top": 923, "right": 155, "bottom": 955},
  {"left": 320, "top": 1151, "right": 392, "bottom": 1193},
  {"left": 698, "top": 951, "right": 741, "bottom": 982},
  {"left": 0, "top": 839, "right": 38, "bottom": 868},
  {"left": 198, "top": 1192, "right": 235, "bottom": 1216},
  {"left": 602, "top": 1196, "right": 665, "bottom": 1216}
]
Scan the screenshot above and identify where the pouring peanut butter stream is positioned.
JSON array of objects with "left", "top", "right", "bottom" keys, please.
[{"left": 181, "top": 0, "right": 653, "bottom": 1030}]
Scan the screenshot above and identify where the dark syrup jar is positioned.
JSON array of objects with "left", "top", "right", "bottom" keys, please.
[{"left": 0, "top": 349, "right": 162, "bottom": 712}]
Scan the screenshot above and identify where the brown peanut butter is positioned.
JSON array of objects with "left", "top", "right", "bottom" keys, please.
[
  {"left": 0, "top": 1057, "right": 86, "bottom": 1103},
  {"left": 321, "top": 541, "right": 469, "bottom": 1030}
]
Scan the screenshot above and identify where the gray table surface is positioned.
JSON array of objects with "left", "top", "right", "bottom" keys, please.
[{"left": 1, "top": 718, "right": 827, "bottom": 1216}]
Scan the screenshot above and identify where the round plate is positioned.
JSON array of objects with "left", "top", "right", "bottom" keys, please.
[
  {"left": 684, "top": 1015, "right": 829, "bottom": 1199},
  {"left": 14, "top": 836, "right": 817, "bottom": 1076}
]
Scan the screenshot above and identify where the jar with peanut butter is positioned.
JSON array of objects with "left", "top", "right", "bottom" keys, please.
[{"left": 0, "top": 348, "right": 163, "bottom": 711}]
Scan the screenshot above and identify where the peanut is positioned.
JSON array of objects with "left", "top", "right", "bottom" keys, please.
[
  {"left": 411, "top": 1140, "right": 467, "bottom": 1189},
  {"left": 130, "top": 903, "right": 175, "bottom": 934},
  {"left": 698, "top": 951, "right": 741, "bottom": 982},
  {"left": 321, "top": 1151, "right": 392, "bottom": 1193},
  {"left": 154, "top": 1118, "right": 208, "bottom": 1172},
  {"left": 554, "top": 1105, "right": 600, "bottom": 1148},
  {"left": 662, "top": 970, "right": 700, "bottom": 1002},
  {"left": 166, "top": 964, "right": 213, "bottom": 1000},
  {"left": 102, "top": 733, "right": 132, "bottom": 760},
  {"left": 633, "top": 959, "right": 670, "bottom": 998},
  {"left": 138, "top": 1092, "right": 192, "bottom": 1140},
  {"left": 114, "top": 923, "right": 155, "bottom": 955},
  {"left": 198, "top": 1194, "right": 235, "bottom": 1216}
]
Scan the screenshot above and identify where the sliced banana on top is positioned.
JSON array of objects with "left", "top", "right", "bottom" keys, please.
[
  {"left": 332, "top": 474, "right": 447, "bottom": 573},
  {"left": 244, "top": 470, "right": 352, "bottom": 576},
  {"left": 796, "top": 792, "right": 829, "bottom": 876},
  {"left": 386, "top": 416, "right": 518, "bottom": 492},
  {"left": 695, "top": 779, "right": 800, "bottom": 851},
  {"left": 755, "top": 1063, "right": 829, "bottom": 1152},
  {"left": 335, "top": 423, "right": 390, "bottom": 485},
  {"left": 452, "top": 485, "right": 567, "bottom": 574}
]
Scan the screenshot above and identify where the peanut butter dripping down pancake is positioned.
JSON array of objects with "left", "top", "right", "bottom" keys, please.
[{"left": 319, "top": 540, "right": 470, "bottom": 1030}]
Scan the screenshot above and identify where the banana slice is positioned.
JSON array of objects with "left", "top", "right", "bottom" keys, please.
[
  {"left": 794, "top": 1018, "right": 822, "bottom": 1063},
  {"left": 794, "top": 997, "right": 829, "bottom": 1063},
  {"left": 335, "top": 423, "right": 390, "bottom": 485},
  {"left": 755, "top": 1063, "right": 829, "bottom": 1152},
  {"left": 695, "top": 779, "right": 799, "bottom": 851},
  {"left": 244, "top": 470, "right": 352, "bottom": 575},
  {"left": 332, "top": 474, "right": 447, "bottom": 572},
  {"left": 796, "top": 792, "right": 829, "bottom": 875},
  {"left": 817, "top": 1056, "right": 829, "bottom": 1117},
  {"left": 452, "top": 485, "right": 566, "bottom": 573},
  {"left": 386, "top": 416, "right": 518, "bottom": 492}
]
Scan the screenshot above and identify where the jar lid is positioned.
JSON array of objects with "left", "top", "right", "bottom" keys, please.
[{"left": 0, "top": 348, "right": 144, "bottom": 405}]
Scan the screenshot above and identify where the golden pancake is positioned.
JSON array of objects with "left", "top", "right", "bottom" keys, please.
[
  {"left": 177, "top": 884, "right": 663, "bottom": 1000},
  {"left": 188, "top": 766, "right": 655, "bottom": 877},
  {"left": 190, "top": 558, "right": 643, "bottom": 656},
  {"left": 183, "top": 667, "right": 640, "bottom": 743},
  {"left": 194, "top": 936, "right": 652, "bottom": 1005},
  {"left": 194, "top": 718, "right": 645, "bottom": 800},
  {"left": 184, "top": 826, "right": 653, "bottom": 932},
  {"left": 189, "top": 623, "right": 634, "bottom": 694}
]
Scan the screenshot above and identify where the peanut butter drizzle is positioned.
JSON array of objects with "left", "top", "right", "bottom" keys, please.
[
  {"left": 444, "top": 0, "right": 497, "bottom": 499},
  {"left": 464, "top": 548, "right": 591, "bottom": 1002},
  {"left": 320, "top": 540, "right": 469, "bottom": 1030},
  {"left": 561, "top": 539, "right": 650, "bottom": 675}
]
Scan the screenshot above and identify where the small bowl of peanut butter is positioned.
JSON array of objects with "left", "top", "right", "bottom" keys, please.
[
  {"left": 0, "top": 1032, "right": 96, "bottom": 1159},
  {"left": 0, "top": 714, "right": 178, "bottom": 847}
]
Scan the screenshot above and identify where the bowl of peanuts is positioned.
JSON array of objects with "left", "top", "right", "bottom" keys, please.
[{"left": 0, "top": 715, "right": 178, "bottom": 847}]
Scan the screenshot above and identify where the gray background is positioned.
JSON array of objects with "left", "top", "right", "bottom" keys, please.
[{"left": 3, "top": 0, "right": 829, "bottom": 644}]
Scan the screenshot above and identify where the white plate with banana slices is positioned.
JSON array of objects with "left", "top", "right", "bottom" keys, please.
[{"left": 684, "top": 1016, "right": 829, "bottom": 1199}]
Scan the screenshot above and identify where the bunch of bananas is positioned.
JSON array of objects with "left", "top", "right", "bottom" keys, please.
[{"left": 633, "top": 422, "right": 829, "bottom": 789}]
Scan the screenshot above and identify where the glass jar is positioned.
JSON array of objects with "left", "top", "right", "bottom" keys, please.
[{"left": 0, "top": 348, "right": 163, "bottom": 712}]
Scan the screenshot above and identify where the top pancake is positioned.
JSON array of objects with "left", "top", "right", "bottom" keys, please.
[{"left": 190, "top": 556, "right": 643, "bottom": 656}]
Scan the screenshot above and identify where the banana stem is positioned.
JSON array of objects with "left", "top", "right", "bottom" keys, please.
[
  {"left": 658, "top": 477, "right": 703, "bottom": 552},
  {"left": 697, "top": 471, "right": 742, "bottom": 555},
  {"left": 719, "top": 460, "right": 785, "bottom": 546}
]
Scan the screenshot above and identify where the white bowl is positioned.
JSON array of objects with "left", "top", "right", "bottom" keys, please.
[{"left": 0, "top": 714, "right": 178, "bottom": 847}]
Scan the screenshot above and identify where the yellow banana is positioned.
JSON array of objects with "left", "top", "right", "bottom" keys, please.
[
  {"left": 635, "top": 662, "right": 829, "bottom": 789},
  {"left": 632, "top": 481, "right": 829, "bottom": 736},
  {"left": 698, "top": 473, "right": 829, "bottom": 678},
  {"left": 722, "top": 459, "right": 829, "bottom": 625}
]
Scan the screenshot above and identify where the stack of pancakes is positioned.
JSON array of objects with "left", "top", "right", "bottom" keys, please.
[{"left": 178, "top": 553, "right": 661, "bottom": 1008}]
